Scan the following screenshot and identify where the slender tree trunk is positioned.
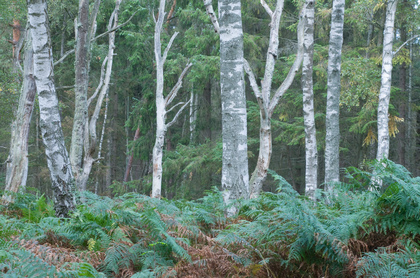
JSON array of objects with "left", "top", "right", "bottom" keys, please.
[
  {"left": 245, "top": 0, "right": 304, "bottom": 198},
  {"left": 324, "top": 0, "right": 344, "bottom": 188},
  {"left": 28, "top": 0, "right": 75, "bottom": 217},
  {"left": 70, "top": 0, "right": 101, "bottom": 188},
  {"left": 397, "top": 26, "right": 407, "bottom": 165},
  {"left": 124, "top": 126, "right": 140, "bottom": 182},
  {"left": 302, "top": 0, "right": 317, "bottom": 200},
  {"left": 152, "top": 0, "right": 191, "bottom": 198},
  {"left": 78, "top": 0, "right": 121, "bottom": 191},
  {"left": 405, "top": 37, "right": 414, "bottom": 172},
  {"left": 377, "top": 0, "right": 398, "bottom": 160},
  {"left": 249, "top": 117, "right": 272, "bottom": 199},
  {"left": 189, "top": 87, "right": 197, "bottom": 144},
  {"left": 2, "top": 27, "right": 36, "bottom": 204}
]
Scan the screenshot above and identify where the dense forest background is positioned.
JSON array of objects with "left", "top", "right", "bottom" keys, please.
[
  {"left": 0, "top": 0, "right": 418, "bottom": 200},
  {"left": 1, "top": 0, "right": 420, "bottom": 277}
]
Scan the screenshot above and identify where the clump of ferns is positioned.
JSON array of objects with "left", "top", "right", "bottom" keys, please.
[{"left": 218, "top": 170, "right": 380, "bottom": 277}]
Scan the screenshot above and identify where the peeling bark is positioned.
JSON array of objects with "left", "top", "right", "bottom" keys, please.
[{"left": 28, "top": 0, "right": 75, "bottom": 217}]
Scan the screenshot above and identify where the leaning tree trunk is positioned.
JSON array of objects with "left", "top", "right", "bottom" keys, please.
[
  {"left": 218, "top": 0, "right": 249, "bottom": 209},
  {"left": 2, "top": 27, "right": 36, "bottom": 204},
  {"left": 302, "top": 0, "right": 317, "bottom": 200},
  {"left": 28, "top": 0, "right": 75, "bottom": 217},
  {"left": 324, "top": 0, "right": 345, "bottom": 189},
  {"left": 377, "top": 0, "right": 398, "bottom": 160}
]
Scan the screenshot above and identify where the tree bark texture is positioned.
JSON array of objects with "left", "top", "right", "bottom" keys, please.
[
  {"left": 28, "top": 0, "right": 75, "bottom": 217},
  {"left": 2, "top": 28, "right": 36, "bottom": 204},
  {"left": 302, "top": 0, "right": 317, "bottom": 200},
  {"left": 246, "top": 0, "right": 304, "bottom": 198},
  {"left": 218, "top": 0, "right": 250, "bottom": 210},
  {"left": 376, "top": 0, "right": 398, "bottom": 160},
  {"left": 324, "top": 0, "right": 344, "bottom": 188}
]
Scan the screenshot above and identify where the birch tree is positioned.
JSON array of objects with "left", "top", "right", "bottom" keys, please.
[
  {"left": 218, "top": 0, "right": 249, "bottom": 208},
  {"left": 203, "top": 0, "right": 249, "bottom": 208},
  {"left": 244, "top": 0, "right": 304, "bottom": 198},
  {"left": 302, "top": 0, "right": 317, "bottom": 200},
  {"left": 377, "top": 0, "right": 398, "bottom": 160},
  {"left": 324, "top": 0, "right": 345, "bottom": 188},
  {"left": 77, "top": 0, "right": 122, "bottom": 191},
  {"left": 2, "top": 27, "right": 35, "bottom": 204},
  {"left": 152, "top": 0, "right": 192, "bottom": 198},
  {"left": 70, "top": 0, "right": 101, "bottom": 188},
  {"left": 28, "top": 0, "right": 75, "bottom": 217}
]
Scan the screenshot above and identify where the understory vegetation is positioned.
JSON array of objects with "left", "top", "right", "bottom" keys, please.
[{"left": 1, "top": 159, "right": 420, "bottom": 277}]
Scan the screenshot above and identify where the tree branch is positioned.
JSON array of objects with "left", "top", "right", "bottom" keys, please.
[
  {"left": 91, "top": 10, "right": 138, "bottom": 42},
  {"left": 162, "top": 31, "right": 179, "bottom": 64},
  {"left": 166, "top": 99, "right": 191, "bottom": 128},
  {"left": 53, "top": 49, "right": 75, "bottom": 66},
  {"left": 269, "top": 8, "right": 305, "bottom": 116},
  {"left": 165, "top": 62, "right": 192, "bottom": 107},
  {"left": 243, "top": 58, "right": 262, "bottom": 98},
  {"left": 166, "top": 101, "right": 184, "bottom": 114},
  {"left": 260, "top": 0, "right": 273, "bottom": 18},
  {"left": 393, "top": 35, "right": 420, "bottom": 57},
  {"left": 56, "top": 85, "right": 75, "bottom": 90},
  {"left": 203, "top": 0, "right": 220, "bottom": 33},
  {"left": 88, "top": 56, "right": 108, "bottom": 107}
]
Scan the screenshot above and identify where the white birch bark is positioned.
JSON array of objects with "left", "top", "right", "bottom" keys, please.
[
  {"left": 2, "top": 27, "right": 36, "bottom": 204},
  {"left": 28, "top": 0, "right": 75, "bottom": 217},
  {"left": 302, "top": 0, "right": 317, "bottom": 200},
  {"left": 376, "top": 0, "right": 398, "bottom": 160},
  {"left": 189, "top": 87, "right": 197, "bottom": 144},
  {"left": 152, "top": 0, "right": 192, "bottom": 198},
  {"left": 78, "top": 0, "right": 121, "bottom": 191},
  {"left": 218, "top": 0, "right": 249, "bottom": 211},
  {"left": 324, "top": 0, "right": 345, "bottom": 189},
  {"left": 203, "top": 0, "right": 219, "bottom": 33},
  {"left": 245, "top": 0, "right": 304, "bottom": 198},
  {"left": 70, "top": 0, "right": 101, "bottom": 186}
]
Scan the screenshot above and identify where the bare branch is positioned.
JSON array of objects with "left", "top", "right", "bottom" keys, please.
[
  {"left": 165, "top": 63, "right": 192, "bottom": 107},
  {"left": 244, "top": 58, "right": 267, "bottom": 119},
  {"left": 269, "top": 8, "right": 305, "bottom": 116},
  {"left": 162, "top": 31, "right": 179, "bottom": 64},
  {"left": 260, "top": 0, "right": 273, "bottom": 18},
  {"left": 56, "top": 85, "right": 75, "bottom": 90},
  {"left": 91, "top": 10, "right": 138, "bottom": 42},
  {"left": 393, "top": 35, "right": 420, "bottom": 57},
  {"left": 243, "top": 58, "right": 261, "bottom": 98},
  {"left": 88, "top": 56, "right": 108, "bottom": 107},
  {"left": 166, "top": 101, "right": 184, "bottom": 114},
  {"left": 203, "top": 0, "right": 220, "bottom": 33},
  {"left": 166, "top": 99, "right": 191, "bottom": 128},
  {"left": 53, "top": 49, "right": 75, "bottom": 66}
]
